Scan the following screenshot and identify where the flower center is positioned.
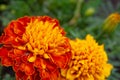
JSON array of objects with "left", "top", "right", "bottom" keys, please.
[{"left": 17, "top": 19, "right": 57, "bottom": 62}]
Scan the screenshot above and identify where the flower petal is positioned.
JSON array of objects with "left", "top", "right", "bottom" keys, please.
[
  {"left": 1, "top": 57, "right": 13, "bottom": 66},
  {"left": 50, "top": 52, "right": 71, "bottom": 68},
  {"left": 20, "top": 63, "right": 35, "bottom": 75},
  {"left": 0, "top": 47, "right": 8, "bottom": 57},
  {"left": 16, "top": 70, "right": 27, "bottom": 80},
  {"left": 17, "top": 16, "right": 31, "bottom": 26},
  {"left": 39, "top": 69, "right": 59, "bottom": 80}
]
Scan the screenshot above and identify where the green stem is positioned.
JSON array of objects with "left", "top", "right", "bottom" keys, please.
[
  {"left": 96, "top": 30, "right": 105, "bottom": 42},
  {"left": 69, "top": 0, "right": 84, "bottom": 25}
]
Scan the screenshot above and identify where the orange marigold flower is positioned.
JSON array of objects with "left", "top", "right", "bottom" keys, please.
[
  {"left": 61, "top": 34, "right": 113, "bottom": 80},
  {"left": 0, "top": 16, "right": 71, "bottom": 80}
]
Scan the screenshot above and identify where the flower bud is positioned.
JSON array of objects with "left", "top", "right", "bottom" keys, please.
[
  {"left": 0, "top": 4, "right": 7, "bottom": 11},
  {"left": 103, "top": 13, "right": 120, "bottom": 33},
  {"left": 85, "top": 7, "right": 95, "bottom": 17}
]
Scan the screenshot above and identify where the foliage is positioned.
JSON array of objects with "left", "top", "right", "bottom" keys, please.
[{"left": 0, "top": 0, "right": 120, "bottom": 80}]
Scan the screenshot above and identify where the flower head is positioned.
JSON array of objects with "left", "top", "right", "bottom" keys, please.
[
  {"left": 0, "top": 16, "right": 71, "bottom": 80},
  {"left": 61, "top": 34, "right": 113, "bottom": 80}
]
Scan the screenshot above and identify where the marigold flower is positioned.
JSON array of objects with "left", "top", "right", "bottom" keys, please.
[
  {"left": 103, "top": 13, "right": 120, "bottom": 33},
  {"left": 0, "top": 16, "right": 71, "bottom": 80},
  {"left": 61, "top": 34, "right": 113, "bottom": 80}
]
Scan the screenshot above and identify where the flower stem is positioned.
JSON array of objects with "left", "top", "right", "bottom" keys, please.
[{"left": 69, "top": 0, "right": 84, "bottom": 25}]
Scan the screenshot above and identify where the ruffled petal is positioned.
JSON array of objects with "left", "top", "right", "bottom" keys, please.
[
  {"left": 34, "top": 58, "right": 59, "bottom": 79},
  {"left": 39, "top": 69, "right": 59, "bottom": 80},
  {"left": 17, "top": 16, "right": 31, "bottom": 26},
  {"left": 50, "top": 52, "right": 71, "bottom": 68},
  {"left": 16, "top": 70, "right": 28, "bottom": 80},
  {"left": 0, "top": 47, "right": 8, "bottom": 57},
  {"left": 20, "top": 62, "right": 35, "bottom": 75},
  {"left": 1, "top": 57, "right": 13, "bottom": 66},
  {"left": 0, "top": 47, "right": 13, "bottom": 66}
]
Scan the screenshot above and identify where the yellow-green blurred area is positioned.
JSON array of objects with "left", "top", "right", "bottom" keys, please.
[{"left": 0, "top": 0, "right": 120, "bottom": 80}]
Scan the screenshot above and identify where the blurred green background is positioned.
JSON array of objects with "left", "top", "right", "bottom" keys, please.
[{"left": 0, "top": 0, "right": 120, "bottom": 80}]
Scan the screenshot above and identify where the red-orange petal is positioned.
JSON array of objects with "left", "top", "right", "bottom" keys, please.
[
  {"left": 20, "top": 62, "right": 35, "bottom": 75},
  {"left": 16, "top": 70, "right": 28, "bottom": 80},
  {"left": 1, "top": 57, "right": 13, "bottom": 66},
  {"left": 17, "top": 16, "right": 31, "bottom": 26},
  {"left": 0, "top": 47, "right": 13, "bottom": 66},
  {"left": 13, "top": 49, "right": 25, "bottom": 56},
  {"left": 12, "top": 21, "right": 25, "bottom": 35},
  {"left": 50, "top": 52, "right": 71, "bottom": 68},
  {"left": 34, "top": 58, "right": 59, "bottom": 80},
  {"left": 39, "top": 68, "right": 59, "bottom": 80},
  {"left": 34, "top": 58, "right": 57, "bottom": 71},
  {"left": 0, "top": 47, "right": 8, "bottom": 57},
  {"left": 0, "top": 16, "right": 30, "bottom": 46}
]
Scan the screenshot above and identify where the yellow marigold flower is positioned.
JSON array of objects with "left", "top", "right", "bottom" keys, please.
[
  {"left": 103, "top": 13, "right": 120, "bottom": 33},
  {"left": 0, "top": 16, "right": 71, "bottom": 80},
  {"left": 61, "top": 34, "right": 113, "bottom": 80}
]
